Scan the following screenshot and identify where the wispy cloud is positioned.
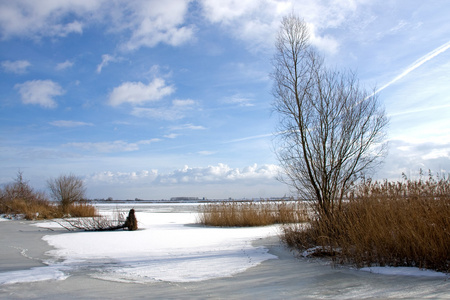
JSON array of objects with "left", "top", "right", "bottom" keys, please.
[
  {"left": 65, "top": 138, "right": 161, "bottom": 153},
  {"left": 374, "top": 40, "right": 450, "bottom": 95},
  {"left": 14, "top": 80, "right": 65, "bottom": 108},
  {"left": 222, "top": 94, "right": 255, "bottom": 107},
  {"left": 225, "top": 133, "right": 273, "bottom": 144},
  {"left": 169, "top": 123, "right": 206, "bottom": 131},
  {"left": 198, "top": 151, "right": 216, "bottom": 156},
  {"left": 131, "top": 99, "right": 198, "bottom": 121},
  {"left": 164, "top": 133, "right": 180, "bottom": 139},
  {"left": 50, "top": 120, "right": 93, "bottom": 127},
  {"left": 55, "top": 60, "right": 74, "bottom": 71},
  {"left": 388, "top": 104, "right": 450, "bottom": 118},
  {"left": 96, "top": 54, "right": 119, "bottom": 73},
  {"left": 1, "top": 60, "right": 31, "bottom": 74}
]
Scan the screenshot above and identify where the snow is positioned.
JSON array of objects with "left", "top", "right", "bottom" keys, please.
[
  {"left": 1, "top": 203, "right": 448, "bottom": 286},
  {"left": 32, "top": 210, "right": 279, "bottom": 283}
]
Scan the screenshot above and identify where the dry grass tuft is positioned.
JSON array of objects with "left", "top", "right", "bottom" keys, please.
[
  {"left": 67, "top": 202, "right": 98, "bottom": 218},
  {"left": 198, "top": 200, "right": 308, "bottom": 227},
  {"left": 282, "top": 173, "right": 450, "bottom": 273}
]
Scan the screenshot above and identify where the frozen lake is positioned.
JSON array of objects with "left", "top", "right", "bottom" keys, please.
[{"left": 0, "top": 202, "right": 449, "bottom": 299}]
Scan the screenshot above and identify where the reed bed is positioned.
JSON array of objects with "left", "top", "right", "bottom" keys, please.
[
  {"left": 0, "top": 174, "right": 97, "bottom": 220},
  {"left": 282, "top": 174, "right": 450, "bottom": 273},
  {"left": 198, "top": 200, "right": 308, "bottom": 227}
]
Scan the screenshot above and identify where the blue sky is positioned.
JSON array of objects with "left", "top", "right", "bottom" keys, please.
[{"left": 1, "top": 0, "right": 449, "bottom": 200}]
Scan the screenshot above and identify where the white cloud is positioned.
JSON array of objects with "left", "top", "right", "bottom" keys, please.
[
  {"left": 108, "top": 78, "right": 174, "bottom": 106},
  {"left": 0, "top": 1, "right": 194, "bottom": 50},
  {"left": 122, "top": 0, "right": 194, "bottom": 51},
  {"left": 50, "top": 120, "right": 93, "bottom": 127},
  {"left": 89, "top": 170, "right": 159, "bottom": 184},
  {"left": 96, "top": 54, "right": 119, "bottom": 73},
  {"left": 55, "top": 60, "right": 74, "bottom": 71},
  {"left": 1, "top": 60, "right": 31, "bottom": 74},
  {"left": 377, "top": 140, "right": 450, "bottom": 180},
  {"left": 164, "top": 133, "right": 180, "bottom": 139},
  {"left": 199, "top": 0, "right": 370, "bottom": 54},
  {"left": 0, "top": 1, "right": 91, "bottom": 39},
  {"left": 158, "top": 163, "right": 281, "bottom": 184},
  {"left": 88, "top": 163, "right": 281, "bottom": 186},
  {"left": 131, "top": 99, "right": 198, "bottom": 120},
  {"left": 14, "top": 80, "right": 65, "bottom": 108}
]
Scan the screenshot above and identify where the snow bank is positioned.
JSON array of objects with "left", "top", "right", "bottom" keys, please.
[{"left": 38, "top": 211, "right": 278, "bottom": 283}]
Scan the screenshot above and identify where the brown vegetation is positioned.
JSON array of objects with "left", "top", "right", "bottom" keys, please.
[
  {"left": 282, "top": 173, "right": 450, "bottom": 273},
  {"left": 0, "top": 172, "right": 97, "bottom": 220},
  {"left": 198, "top": 201, "right": 308, "bottom": 227}
]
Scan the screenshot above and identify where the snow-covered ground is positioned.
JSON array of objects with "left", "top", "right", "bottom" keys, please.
[
  {"left": 1, "top": 204, "right": 278, "bottom": 285},
  {"left": 0, "top": 202, "right": 447, "bottom": 287}
]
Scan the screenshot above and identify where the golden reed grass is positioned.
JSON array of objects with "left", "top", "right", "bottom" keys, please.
[
  {"left": 1, "top": 175, "right": 97, "bottom": 220},
  {"left": 282, "top": 173, "right": 450, "bottom": 273},
  {"left": 198, "top": 200, "right": 308, "bottom": 227}
]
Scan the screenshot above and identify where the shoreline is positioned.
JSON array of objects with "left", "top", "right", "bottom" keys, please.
[{"left": 1, "top": 220, "right": 449, "bottom": 299}]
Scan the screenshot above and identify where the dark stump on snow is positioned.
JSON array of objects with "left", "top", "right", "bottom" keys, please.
[{"left": 124, "top": 208, "right": 138, "bottom": 231}]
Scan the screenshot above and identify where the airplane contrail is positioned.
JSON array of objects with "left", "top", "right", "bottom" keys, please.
[{"left": 374, "top": 40, "right": 450, "bottom": 95}]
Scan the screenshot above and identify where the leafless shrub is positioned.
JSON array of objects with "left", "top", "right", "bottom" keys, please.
[
  {"left": 47, "top": 174, "right": 86, "bottom": 213},
  {"left": 55, "top": 208, "right": 138, "bottom": 231}
]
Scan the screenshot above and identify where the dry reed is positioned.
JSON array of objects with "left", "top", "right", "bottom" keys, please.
[
  {"left": 198, "top": 200, "right": 308, "bottom": 227},
  {"left": 0, "top": 173, "right": 97, "bottom": 220},
  {"left": 282, "top": 173, "right": 450, "bottom": 273}
]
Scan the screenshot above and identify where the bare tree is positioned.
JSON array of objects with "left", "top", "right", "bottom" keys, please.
[
  {"left": 55, "top": 209, "right": 138, "bottom": 231},
  {"left": 47, "top": 174, "right": 86, "bottom": 213},
  {"left": 272, "top": 15, "right": 388, "bottom": 217}
]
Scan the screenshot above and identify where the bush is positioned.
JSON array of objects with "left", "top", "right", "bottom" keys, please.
[
  {"left": 0, "top": 172, "right": 57, "bottom": 219},
  {"left": 47, "top": 174, "right": 86, "bottom": 213},
  {"left": 67, "top": 201, "right": 98, "bottom": 218},
  {"left": 282, "top": 172, "right": 450, "bottom": 273},
  {"left": 198, "top": 200, "right": 308, "bottom": 227},
  {"left": 0, "top": 172, "right": 97, "bottom": 220}
]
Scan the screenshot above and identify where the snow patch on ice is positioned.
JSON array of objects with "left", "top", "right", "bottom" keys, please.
[
  {"left": 35, "top": 211, "right": 278, "bottom": 283},
  {"left": 0, "top": 265, "right": 69, "bottom": 285},
  {"left": 360, "top": 266, "right": 448, "bottom": 277}
]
